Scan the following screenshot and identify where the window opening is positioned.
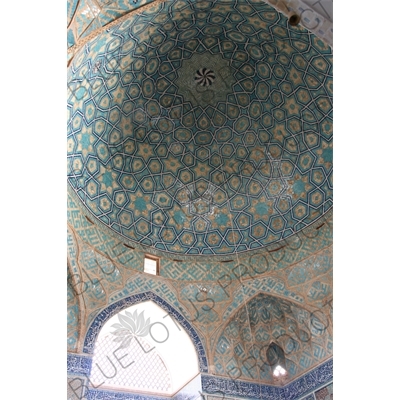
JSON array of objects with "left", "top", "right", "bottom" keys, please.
[
  {"left": 144, "top": 254, "right": 159, "bottom": 275},
  {"left": 89, "top": 301, "right": 199, "bottom": 396}
]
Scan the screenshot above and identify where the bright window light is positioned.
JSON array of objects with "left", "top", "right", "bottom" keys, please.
[
  {"left": 273, "top": 365, "right": 287, "bottom": 377},
  {"left": 144, "top": 255, "right": 159, "bottom": 275},
  {"left": 90, "top": 301, "right": 200, "bottom": 395}
]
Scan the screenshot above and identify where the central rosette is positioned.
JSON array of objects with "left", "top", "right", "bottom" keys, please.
[
  {"left": 195, "top": 68, "right": 215, "bottom": 86},
  {"left": 176, "top": 52, "right": 235, "bottom": 107}
]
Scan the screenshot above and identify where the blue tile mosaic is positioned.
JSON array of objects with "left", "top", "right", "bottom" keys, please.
[
  {"left": 68, "top": 0, "right": 333, "bottom": 52},
  {"left": 86, "top": 388, "right": 170, "bottom": 400},
  {"left": 67, "top": 352, "right": 93, "bottom": 376},
  {"left": 68, "top": 0, "right": 160, "bottom": 50},
  {"left": 202, "top": 373, "right": 281, "bottom": 400},
  {"left": 282, "top": 359, "right": 332, "bottom": 400},
  {"left": 68, "top": 187, "right": 332, "bottom": 275},
  {"left": 67, "top": 0, "right": 333, "bottom": 396},
  {"left": 213, "top": 293, "right": 332, "bottom": 385},
  {"left": 68, "top": 341, "right": 330, "bottom": 398},
  {"left": 83, "top": 291, "right": 208, "bottom": 372},
  {"left": 68, "top": 196, "right": 331, "bottom": 381},
  {"left": 201, "top": 358, "right": 332, "bottom": 399},
  {"left": 67, "top": 0, "right": 332, "bottom": 258}
]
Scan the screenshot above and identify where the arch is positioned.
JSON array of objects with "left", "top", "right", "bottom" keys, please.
[
  {"left": 83, "top": 291, "right": 208, "bottom": 372},
  {"left": 221, "top": 283, "right": 306, "bottom": 322},
  {"left": 212, "top": 291, "right": 332, "bottom": 383}
]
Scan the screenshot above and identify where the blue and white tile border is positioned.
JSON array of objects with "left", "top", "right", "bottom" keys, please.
[
  {"left": 82, "top": 291, "right": 209, "bottom": 373},
  {"left": 67, "top": 352, "right": 93, "bottom": 376},
  {"left": 85, "top": 388, "right": 170, "bottom": 400},
  {"left": 67, "top": 354, "right": 331, "bottom": 399},
  {"left": 201, "top": 373, "right": 281, "bottom": 400},
  {"left": 282, "top": 358, "right": 332, "bottom": 400},
  {"left": 201, "top": 358, "right": 332, "bottom": 400}
]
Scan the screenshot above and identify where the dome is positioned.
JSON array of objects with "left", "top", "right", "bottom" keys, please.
[{"left": 67, "top": 0, "right": 333, "bottom": 258}]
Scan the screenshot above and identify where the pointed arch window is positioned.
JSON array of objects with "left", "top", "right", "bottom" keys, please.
[
  {"left": 266, "top": 342, "right": 288, "bottom": 380},
  {"left": 89, "top": 300, "right": 199, "bottom": 396}
]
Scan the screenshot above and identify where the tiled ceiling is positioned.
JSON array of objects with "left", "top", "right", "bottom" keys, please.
[
  {"left": 67, "top": 0, "right": 333, "bottom": 257},
  {"left": 67, "top": 2, "right": 334, "bottom": 393},
  {"left": 214, "top": 292, "right": 332, "bottom": 384}
]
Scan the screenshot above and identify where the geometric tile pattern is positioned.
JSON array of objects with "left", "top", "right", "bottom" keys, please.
[
  {"left": 67, "top": 0, "right": 333, "bottom": 257},
  {"left": 67, "top": 191, "right": 144, "bottom": 271},
  {"left": 66, "top": 202, "right": 333, "bottom": 395},
  {"left": 67, "top": 0, "right": 158, "bottom": 50},
  {"left": 67, "top": 200, "right": 332, "bottom": 382},
  {"left": 67, "top": 1, "right": 333, "bottom": 393},
  {"left": 82, "top": 291, "right": 209, "bottom": 372},
  {"left": 159, "top": 209, "right": 333, "bottom": 275},
  {"left": 67, "top": 0, "right": 333, "bottom": 52},
  {"left": 68, "top": 222, "right": 132, "bottom": 336},
  {"left": 286, "top": 248, "right": 332, "bottom": 289},
  {"left": 106, "top": 274, "right": 181, "bottom": 308},
  {"left": 68, "top": 188, "right": 332, "bottom": 276},
  {"left": 68, "top": 189, "right": 332, "bottom": 365},
  {"left": 219, "top": 248, "right": 333, "bottom": 328},
  {"left": 214, "top": 293, "right": 332, "bottom": 385}
]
